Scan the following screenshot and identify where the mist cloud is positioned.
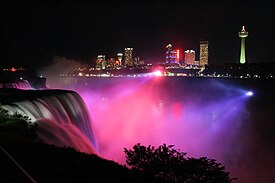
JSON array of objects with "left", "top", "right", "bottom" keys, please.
[{"left": 39, "top": 56, "right": 81, "bottom": 88}]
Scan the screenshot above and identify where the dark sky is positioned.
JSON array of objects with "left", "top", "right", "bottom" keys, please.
[{"left": 1, "top": 0, "right": 274, "bottom": 69}]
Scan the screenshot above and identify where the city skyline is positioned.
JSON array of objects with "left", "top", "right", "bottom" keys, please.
[
  {"left": 1, "top": 1, "right": 274, "bottom": 70},
  {"left": 94, "top": 41, "right": 200, "bottom": 68}
]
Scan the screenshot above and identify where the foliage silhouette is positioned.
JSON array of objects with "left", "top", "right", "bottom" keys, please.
[
  {"left": 124, "top": 143, "right": 236, "bottom": 183},
  {"left": 0, "top": 104, "right": 37, "bottom": 142}
]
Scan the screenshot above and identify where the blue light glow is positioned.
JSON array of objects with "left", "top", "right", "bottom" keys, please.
[{"left": 246, "top": 91, "right": 253, "bottom": 96}]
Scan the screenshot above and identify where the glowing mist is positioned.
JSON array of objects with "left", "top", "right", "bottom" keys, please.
[
  {"left": 75, "top": 77, "right": 249, "bottom": 164},
  {"left": 71, "top": 76, "right": 275, "bottom": 183}
]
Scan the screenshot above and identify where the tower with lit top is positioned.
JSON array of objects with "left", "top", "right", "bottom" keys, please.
[
  {"left": 117, "top": 53, "right": 123, "bottom": 66},
  {"left": 238, "top": 26, "right": 248, "bottom": 64}
]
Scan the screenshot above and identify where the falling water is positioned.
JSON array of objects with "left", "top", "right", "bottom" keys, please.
[
  {"left": 0, "top": 80, "right": 33, "bottom": 90},
  {"left": 0, "top": 88, "right": 97, "bottom": 154}
]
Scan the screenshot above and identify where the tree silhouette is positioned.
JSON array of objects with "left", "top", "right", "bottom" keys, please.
[
  {"left": 124, "top": 143, "right": 236, "bottom": 183},
  {"left": 0, "top": 104, "right": 37, "bottom": 142}
]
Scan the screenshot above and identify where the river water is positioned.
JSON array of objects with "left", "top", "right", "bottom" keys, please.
[{"left": 58, "top": 76, "right": 274, "bottom": 183}]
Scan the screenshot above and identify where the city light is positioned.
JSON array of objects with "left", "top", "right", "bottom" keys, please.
[
  {"left": 11, "top": 67, "right": 17, "bottom": 72},
  {"left": 246, "top": 91, "right": 253, "bottom": 96},
  {"left": 153, "top": 70, "right": 162, "bottom": 76}
]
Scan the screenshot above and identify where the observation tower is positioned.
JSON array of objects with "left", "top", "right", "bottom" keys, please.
[{"left": 238, "top": 26, "right": 248, "bottom": 64}]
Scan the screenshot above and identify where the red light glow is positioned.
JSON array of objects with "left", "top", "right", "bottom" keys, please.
[
  {"left": 153, "top": 70, "right": 162, "bottom": 76},
  {"left": 11, "top": 67, "right": 17, "bottom": 72},
  {"left": 177, "top": 49, "right": 180, "bottom": 60}
]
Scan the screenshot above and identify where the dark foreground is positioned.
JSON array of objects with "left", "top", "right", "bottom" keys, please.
[{"left": 0, "top": 140, "right": 155, "bottom": 183}]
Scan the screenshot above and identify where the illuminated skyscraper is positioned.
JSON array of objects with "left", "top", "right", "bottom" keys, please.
[
  {"left": 166, "top": 44, "right": 173, "bottom": 64},
  {"left": 199, "top": 41, "right": 208, "bottom": 67},
  {"left": 96, "top": 55, "right": 106, "bottom": 70},
  {"left": 117, "top": 53, "right": 123, "bottom": 66},
  {"left": 184, "top": 50, "right": 195, "bottom": 65},
  {"left": 238, "top": 26, "right": 248, "bottom": 64},
  {"left": 106, "top": 58, "right": 115, "bottom": 69},
  {"left": 165, "top": 44, "right": 179, "bottom": 64},
  {"left": 124, "top": 48, "right": 133, "bottom": 66},
  {"left": 133, "top": 56, "right": 139, "bottom": 66}
]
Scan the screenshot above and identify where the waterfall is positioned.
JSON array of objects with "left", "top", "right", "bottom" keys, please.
[
  {"left": 0, "top": 88, "right": 97, "bottom": 154},
  {"left": 0, "top": 80, "right": 33, "bottom": 90}
]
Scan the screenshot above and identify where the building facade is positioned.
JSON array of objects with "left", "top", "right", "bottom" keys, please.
[
  {"left": 165, "top": 44, "right": 179, "bottom": 64},
  {"left": 184, "top": 50, "right": 195, "bottom": 66},
  {"left": 117, "top": 53, "right": 123, "bottom": 66},
  {"left": 96, "top": 55, "right": 106, "bottom": 70},
  {"left": 199, "top": 41, "right": 209, "bottom": 67},
  {"left": 124, "top": 48, "right": 133, "bottom": 67}
]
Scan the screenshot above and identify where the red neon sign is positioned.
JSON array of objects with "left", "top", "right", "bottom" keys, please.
[{"left": 177, "top": 49, "right": 180, "bottom": 60}]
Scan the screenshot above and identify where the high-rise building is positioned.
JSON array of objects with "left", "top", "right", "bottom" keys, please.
[
  {"left": 238, "top": 26, "right": 248, "bottom": 64},
  {"left": 96, "top": 55, "right": 106, "bottom": 70},
  {"left": 184, "top": 50, "right": 195, "bottom": 65},
  {"left": 165, "top": 44, "right": 179, "bottom": 64},
  {"left": 199, "top": 41, "right": 209, "bottom": 67},
  {"left": 133, "top": 56, "right": 145, "bottom": 66},
  {"left": 124, "top": 48, "right": 133, "bottom": 67},
  {"left": 106, "top": 58, "right": 115, "bottom": 69},
  {"left": 133, "top": 56, "right": 139, "bottom": 66},
  {"left": 117, "top": 53, "right": 123, "bottom": 66},
  {"left": 194, "top": 60, "right": 200, "bottom": 66}
]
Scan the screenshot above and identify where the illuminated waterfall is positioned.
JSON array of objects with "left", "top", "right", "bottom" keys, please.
[
  {"left": 0, "top": 89, "right": 97, "bottom": 154},
  {"left": 0, "top": 80, "right": 33, "bottom": 90}
]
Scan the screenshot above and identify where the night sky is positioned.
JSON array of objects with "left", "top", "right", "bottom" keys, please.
[{"left": 1, "top": 0, "right": 274, "bottom": 69}]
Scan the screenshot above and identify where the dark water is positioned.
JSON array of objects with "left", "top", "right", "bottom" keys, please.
[{"left": 58, "top": 76, "right": 275, "bottom": 183}]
